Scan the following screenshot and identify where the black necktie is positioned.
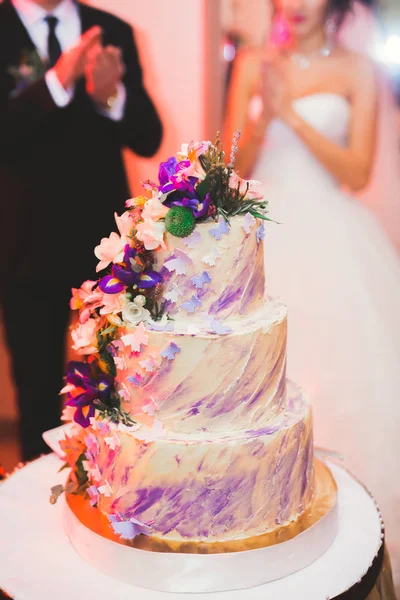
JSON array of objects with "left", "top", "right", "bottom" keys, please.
[{"left": 45, "top": 15, "right": 62, "bottom": 67}]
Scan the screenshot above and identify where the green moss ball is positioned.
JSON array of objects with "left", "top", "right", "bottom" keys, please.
[{"left": 165, "top": 206, "right": 196, "bottom": 238}]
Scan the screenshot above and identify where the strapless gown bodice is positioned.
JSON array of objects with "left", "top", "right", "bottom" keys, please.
[{"left": 252, "top": 94, "right": 350, "bottom": 190}]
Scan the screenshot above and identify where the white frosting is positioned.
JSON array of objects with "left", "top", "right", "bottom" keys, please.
[
  {"left": 154, "top": 215, "right": 266, "bottom": 321},
  {"left": 88, "top": 382, "right": 314, "bottom": 543},
  {"left": 81, "top": 213, "right": 316, "bottom": 547},
  {"left": 117, "top": 301, "right": 287, "bottom": 434}
]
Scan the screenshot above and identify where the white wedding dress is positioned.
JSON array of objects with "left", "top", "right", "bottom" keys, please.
[{"left": 252, "top": 93, "right": 400, "bottom": 584}]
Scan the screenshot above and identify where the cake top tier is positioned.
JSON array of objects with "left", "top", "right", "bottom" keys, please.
[
  {"left": 63, "top": 136, "right": 274, "bottom": 431},
  {"left": 153, "top": 214, "right": 266, "bottom": 325}
]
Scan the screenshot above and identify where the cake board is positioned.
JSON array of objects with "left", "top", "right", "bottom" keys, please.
[{"left": 0, "top": 452, "right": 387, "bottom": 599}]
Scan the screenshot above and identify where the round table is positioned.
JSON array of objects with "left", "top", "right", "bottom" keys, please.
[{"left": 0, "top": 453, "right": 396, "bottom": 600}]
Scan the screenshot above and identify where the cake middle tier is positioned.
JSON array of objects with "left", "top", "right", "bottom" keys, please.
[{"left": 116, "top": 300, "right": 287, "bottom": 433}]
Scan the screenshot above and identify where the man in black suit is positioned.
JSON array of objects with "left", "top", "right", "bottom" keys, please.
[{"left": 0, "top": 0, "right": 163, "bottom": 461}]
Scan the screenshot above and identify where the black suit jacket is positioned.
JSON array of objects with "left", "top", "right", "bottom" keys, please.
[{"left": 0, "top": 0, "right": 162, "bottom": 284}]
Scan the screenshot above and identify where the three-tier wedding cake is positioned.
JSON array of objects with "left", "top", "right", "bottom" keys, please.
[{"left": 52, "top": 136, "right": 336, "bottom": 590}]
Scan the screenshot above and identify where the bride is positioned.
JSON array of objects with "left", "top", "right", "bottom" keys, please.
[{"left": 223, "top": 0, "right": 400, "bottom": 588}]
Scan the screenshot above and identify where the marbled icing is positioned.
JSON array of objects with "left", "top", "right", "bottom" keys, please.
[
  {"left": 116, "top": 301, "right": 287, "bottom": 433},
  {"left": 154, "top": 215, "right": 265, "bottom": 321},
  {"left": 89, "top": 381, "right": 314, "bottom": 543},
  {"left": 80, "top": 212, "right": 317, "bottom": 546}
]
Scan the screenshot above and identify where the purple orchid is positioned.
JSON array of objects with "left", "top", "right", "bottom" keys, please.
[
  {"left": 193, "top": 192, "right": 211, "bottom": 219},
  {"left": 158, "top": 157, "right": 211, "bottom": 220},
  {"left": 158, "top": 156, "right": 178, "bottom": 190},
  {"left": 158, "top": 157, "right": 191, "bottom": 193},
  {"left": 98, "top": 245, "right": 162, "bottom": 294},
  {"left": 64, "top": 361, "right": 114, "bottom": 428},
  {"left": 166, "top": 190, "right": 211, "bottom": 220},
  {"left": 163, "top": 174, "right": 198, "bottom": 204}
]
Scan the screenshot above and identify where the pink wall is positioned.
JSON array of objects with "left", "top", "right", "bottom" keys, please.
[
  {"left": 0, "top": 0, "right": 222, "bottom": 421},
  {"left": 221, "top": 0, "right": 271, "bottom": 47}
]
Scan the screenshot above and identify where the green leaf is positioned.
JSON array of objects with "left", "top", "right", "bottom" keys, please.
[
  {"left": 75, "top": 454, "right": 89, "bottom": 486},
  {"left": 196, "top": 176, "right": 210, "bottom": 200},
  {"left": 58, "top": 462, "right": 70, "bottom": 473},
  {"left": 249, "top": 210, "right": 281, "bottom": 224},
  {"left": 65, "top": 481, "right": 79, "bottom": 494},
  {"left": 199, "top": 154, "right": 209, "bottom": 172},
  {"left": 100, "top": 325, "right": 117, "bottom": 337}
]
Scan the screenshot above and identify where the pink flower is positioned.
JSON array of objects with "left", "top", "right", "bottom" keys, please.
[
  {"left": 141, "top": 180, "right": 158, "bottom": 193},
  {"left": 136, "top": 219, "right": 166, "bottom": 250},
  {"left": 70, "top": 280, "right": 98, "bottom": 309},
  {"left": 114, "top": 211, "right": 133, "bottom": 237},
  {"left": 94, "top": 212, "right": 133, "bottom": 273},
  {"left": 229, "top": 172, "right": 264, "bottom": 201},
  {"left": 99, "top": 292, "right": 126, "bottom": 316},
  {"left": 176, "top": 141, "right": 210, "bottom": 181},
  {"left": 59, "top": 433, "right": 86, "bottom": 468},
  {"left": 71, "top": 319, "right": 99, "bottom": 355},
  {"left": 60, "top": 405, "right": 77, "bottom": 422},
  {"left": 70, "top": 280, "right": 104, "bottom": 323},
  {"left": 71, "top": 283, "right": 126, "bottom": 323},
  {"left": 94, "top": 231, "right": 128, "bottom": 272},
  {"left": 141, "top": 195, "right": 169, "bottom": 222},
  {"left": 178, "top": 140, "right": 210, "bottom": 162},
  {"left": 125, "top": 195, "right": 147, "bottom": 208}
]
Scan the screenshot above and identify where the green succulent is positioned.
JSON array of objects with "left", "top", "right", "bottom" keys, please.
[{"left": 164, "top": 206, "right": 196, "bottom": 238}]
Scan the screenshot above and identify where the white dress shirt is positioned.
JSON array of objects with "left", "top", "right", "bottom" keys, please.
[{"left": 11, "top": 0, "right": 126, "bottom": 121}]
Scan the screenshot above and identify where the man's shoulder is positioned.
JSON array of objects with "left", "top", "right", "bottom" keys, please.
[
  {"left": 79, "top": 2, "right": 132, "bottom": 35},
  {"left": 0, "top": 1, "right": 18, "bottom": 51},
  {"left": 0, "top": 0, "right": 14, "bottom": 25}
]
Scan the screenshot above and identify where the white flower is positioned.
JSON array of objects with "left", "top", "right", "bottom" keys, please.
[
  {"left": 94, "top": 231, "right": 128, "bottom": 272},
  {"left": 134, "top": 295, "right": 146, "bottom": 307},
  {"left": 141, "top": 195, "right": 169, "bottom": 222},
  {"left": 136, "top": 219, "right": 166, "bottom": 250},
  {"left": 122, "top": 301, "right": 150, "bottom": 326},
  {"left": 114, "top": 210, "right": 133, "bottom": 237},
  {"left": 228, "top": 172, "right": 264, "bottom": 201}
]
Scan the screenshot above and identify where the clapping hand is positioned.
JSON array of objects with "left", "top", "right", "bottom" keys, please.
[
  {"left": 53, "top": 26, "right": 103, "bottom": 90},
  {"left": 261, "top": 51, "right": 293, "bottom": 123},
  {"left": 53, "top": 26, "right": 125, "bottom": 108},
  {"left": 85, "top": 44, "right": 125, "bottom": 107}
]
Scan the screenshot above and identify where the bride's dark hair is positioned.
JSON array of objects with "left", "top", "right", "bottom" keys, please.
[{"left": 328, "top": 0, "right": 353, "bottom": 28}]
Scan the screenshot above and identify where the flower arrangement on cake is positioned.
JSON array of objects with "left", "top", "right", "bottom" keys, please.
[{"left": 50, "top": 132, "right": 280, "bottom": 533}]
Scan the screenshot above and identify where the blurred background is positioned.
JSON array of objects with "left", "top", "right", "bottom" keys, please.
[
  {"left": 1, "top": 0, "right": 399, "bottom": 471},
  {"left": 221, "top": 0, "right": 400, "bottom": 108}
]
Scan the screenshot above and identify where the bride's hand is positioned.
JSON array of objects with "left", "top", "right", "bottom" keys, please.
[{"left": 261, "top": 53, "right": 294, "bottom": 123}]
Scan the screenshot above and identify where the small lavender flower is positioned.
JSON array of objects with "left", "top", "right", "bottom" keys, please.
[{"left": 228, "top": 129, "right": 242, "bottom": 168}]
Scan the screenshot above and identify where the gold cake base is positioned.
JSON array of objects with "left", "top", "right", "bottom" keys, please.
[{"left": 65, "top": 458, "right": 337, "bottom": 555}]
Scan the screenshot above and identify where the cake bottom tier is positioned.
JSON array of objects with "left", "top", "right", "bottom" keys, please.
[{"left": 88, "top": 381, "right": 314, "bottom": 544}]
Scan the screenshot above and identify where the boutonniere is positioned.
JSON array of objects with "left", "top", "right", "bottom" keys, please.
[{"left": 8, "top": 48, "right": 48, "bottom": 97}]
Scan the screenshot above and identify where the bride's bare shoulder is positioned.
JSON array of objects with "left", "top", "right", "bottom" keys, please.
[{"left": 335, "top": 47, "right": 376, "bottom": 80}]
